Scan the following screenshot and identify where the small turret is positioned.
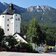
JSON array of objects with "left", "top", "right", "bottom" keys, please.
[{"left": 9, "top": 3, "right": 14, "bottom": 10}]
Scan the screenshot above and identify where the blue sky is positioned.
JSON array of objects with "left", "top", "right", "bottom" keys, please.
[{"left": 0, "top": 0, "right": 56, "bottom": 8}]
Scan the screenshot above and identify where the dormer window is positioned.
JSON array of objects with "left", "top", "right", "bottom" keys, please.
[{"left": 2, "top": 16, "right": 4, "bottom": 18}]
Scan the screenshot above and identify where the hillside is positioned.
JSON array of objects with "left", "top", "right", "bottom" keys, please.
[{"left": 21, "top": 6, "right": 56, "bottom": 27}]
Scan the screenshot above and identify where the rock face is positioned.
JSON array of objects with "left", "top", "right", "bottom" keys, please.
[{"left": 27, "top": 5, "right": 51, "bottom": 12}]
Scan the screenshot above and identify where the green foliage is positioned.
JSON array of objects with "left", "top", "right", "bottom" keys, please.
[
  {"left": 42, "top": 26, "right": 56, "bottom": 45},
  {"left": 26, "top": 18, "right": 38, "bottom": 43},
  {"left": 17, "top": 42, "right": 34, "bottom": 52},
  {"left": 26, "top": 18, "right": 45, "bottom": 44},
  {"left": 0, "top": 28, "right": 4, "bottom": 42},
  {"left": 21, "top": 22, "right": 28, "bottom": 35},
  {"left": 2, "top": 35, "right": 18, "bottom": 48}
]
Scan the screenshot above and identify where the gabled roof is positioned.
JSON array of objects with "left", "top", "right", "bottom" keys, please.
[
  {"left": 2, "top": 3, "right": 17, "bottom": 15},
  {"left": 13, "top": 33, "right": 24, "bottom": 38},
  {"left": 13, "top": 33, "right": 27, "bottom": 43}
]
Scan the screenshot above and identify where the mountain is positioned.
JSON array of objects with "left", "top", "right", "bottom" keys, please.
[
  {"left": 0, "top": 2, "right": 26, "bottom": 14},
  {"left": 21, "top": 6, "right": 56, "bottom": 27},
  {"left": 0, "top": 2, "right": 7, "bottom": 13},
  {"left": 0, "top": 2, "right": 56, "bottom": 27}
]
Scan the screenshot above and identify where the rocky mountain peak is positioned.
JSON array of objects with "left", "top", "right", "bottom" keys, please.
[{"left": 27, "top": 5, "right": 51, "bottom": 12}]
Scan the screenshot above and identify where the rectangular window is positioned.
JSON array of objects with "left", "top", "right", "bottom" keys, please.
[
  {"left": 7, "top": 19, "right": 9, "bottom": 21},
  {"left": 7, "top": 24, "right": 9, "bottom": 26},
  {"left": 7, "top": 29, "right": 9, "bottom": 31},
  {"left": 16, "top": 19, "right": 17, "bottom": 20},
  {"left": 16, "top": 14, "right": 17, "bottom": 16},
  {"left": 2, "top": 16, "right": 4, "bottom": 18}
]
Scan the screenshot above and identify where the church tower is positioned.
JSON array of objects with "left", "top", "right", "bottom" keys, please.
[{"left": 0, "top": 4, "right": 21, "bottom": 35}]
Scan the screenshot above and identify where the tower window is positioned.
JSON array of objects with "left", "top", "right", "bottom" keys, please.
[
  {"left": 16, "top": 19, "right": 17, "bottom": 20},
  {"left": 16, "top": 14, "right": 17, "bottom": 16},
  {"left": 7, "top": 19, "right": 9, "bottom": 21},
  {"left": 7, "top": 29, "right": 9, "bottom": 31},
  {"left": 2, "top": 16, "right": 4, "bottom": 18},
  {"left": 7, "top": 24, "right": 9, "bottom": 26}
]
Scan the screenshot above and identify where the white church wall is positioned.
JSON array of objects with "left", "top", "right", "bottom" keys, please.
[
  {"left": 13, "top": 14, "right": 21, "bottom": 34},
  {"left": 5, "top": 15, "right": 13, "bottom": 35},
  {"left": 0, "top": 14, "right": 21, "bottom": 36},
  {"left": 0, "top": 15, "right": 5, "bottom": 30}
]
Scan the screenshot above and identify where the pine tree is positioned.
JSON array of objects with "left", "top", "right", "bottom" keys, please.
[{"left": 26, "top": 18, "right": 39, "bottom": 43}]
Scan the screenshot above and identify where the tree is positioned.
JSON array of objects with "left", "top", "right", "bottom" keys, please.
[
  {"left": 42, "top": 26, "right": 56, "bottom": 46},
  {"left": 21, "top": 22, "right": 28, "bottom": 35},
  {"left": 26, "top": 18, "right": 42, "bottom": 43},
  {"left": 2, "top": 35, "right": 18, "bottom": 49},
  {"left": 17, "top": 42, "right": 33, "bottom": 52},
  {"left": 45, "top": 28, "right": 55, "bottom": 45},
  {"left": 26, "top": 18, "right": 45, "bottom": 44},
  {"left": 0, "top": 27, "right": 4, "bottom": 42},
  {"left": 26, "top": 18, "right": 38, "bottom": 43}
]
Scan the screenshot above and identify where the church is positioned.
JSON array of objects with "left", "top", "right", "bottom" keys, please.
[{"left": 0, "top": 4, "right": 21, "bottom": 35}]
